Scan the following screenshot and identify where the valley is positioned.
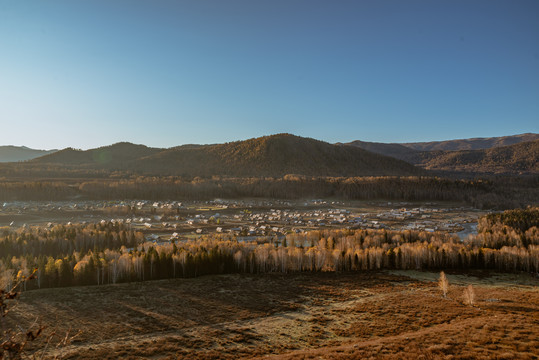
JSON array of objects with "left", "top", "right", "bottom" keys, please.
[
  {"left": 0, "top": 134, "right": 537, "bottom": 360},
  {"left": 3, "top": 1, "right": 538, "bottom": 357},
  {"left": 0, "top": 199, "right": 484, "bottom": 241}
]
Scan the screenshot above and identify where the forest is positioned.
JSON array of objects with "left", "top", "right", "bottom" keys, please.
[
  {"left": 0, "top": 175, "right": 537, "bottom": 209},
  {"left": 1, "top": 208, "right": 537, "bottom": 291}
]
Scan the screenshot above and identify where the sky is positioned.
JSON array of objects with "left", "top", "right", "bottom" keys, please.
[{"left": 0, "top": 0, "right": 538, "bottom": 150}]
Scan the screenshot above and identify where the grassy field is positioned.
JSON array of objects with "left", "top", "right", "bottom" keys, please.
[{"left": 9, "top": 271, "right": 539, "bottom": 359}]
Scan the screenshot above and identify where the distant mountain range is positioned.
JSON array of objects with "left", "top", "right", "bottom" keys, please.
[
  {"left": 342, "top": 141, "right": 421, "bottom": 164},
  {"left": 419, "top": 140, "right": 539, "bottom": 174},
  {"left": 1, "top": 133, "right": 537, "bottom": 177},
  {"left": 28, "top": 134, "right": 421, "bottom": 177},
  {"left": 343, "top": 133, "right": 539, "bottom": 175},
  {"left": 0, "top": 146, "right": 57, "bottom": 162},
  {"left": 401, "top": 133, "right": 539, "bottom": 151},
  {"left": 32, "top": 142, "right": 162, "bottom": 167}
]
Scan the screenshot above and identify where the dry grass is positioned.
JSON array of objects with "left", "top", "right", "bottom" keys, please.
[{"left": 6, "top": 271, "right": 539, "bottom": 359}]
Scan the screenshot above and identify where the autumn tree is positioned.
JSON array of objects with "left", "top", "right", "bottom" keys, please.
[
  {"left": 463, "top": 284, "right": 476, "bottom": 306},
  {"left": 438, "top": 271, "right": 449, "bottom": 298}
]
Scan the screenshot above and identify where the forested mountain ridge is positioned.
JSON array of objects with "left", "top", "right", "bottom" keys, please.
[
  {"left": 30, "top": 142, "right": 162, "bottom": 167},
  {"left": 24, "top": 134, "right": 422, "bottom": 177},
  {"left": 344, "top": 137, "right": 539, "bottom": 175},
  {"left": 6, "top": 133, "right": 538, "bottom": 177},
  {"left": 136, "top": 134, "right": 422, "bottom": 177},
  {"left": 401, "top": 133, "right": 539, "bottom": 151},
  {"left": 0, "top": 135, "right": 536, "bottom": 207},
  {"left": 0, "top": 146, "right": 57, "bottom": 162},
  {"left": 421, "top": 139, "right": 539, "bottom": 174},
  {"left": 340, "top": 140, "right": 422, "bottom": 163}
]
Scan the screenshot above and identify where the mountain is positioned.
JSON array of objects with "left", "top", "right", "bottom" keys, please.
[
  {"left": 14, "top": 134, "right": 538, "bottom": 178},
  {"left": 341, "top": 140, "right": 423, "bottom": 164},
  {"left": 401, "top": 133, "right": 539, "bottom": 152},
  {"left": 31, "top": 142, "right": 162, "bottom": 167},
  {"left": 343, "top": 134, "right": 539, "bottom": 175},
  {"left": 0, "top": 146, "right": 57, "bottom": 162},
  {"left": 28, "top": 134, "right": 422, "bottom": 177},
  {"left": 137, "top": 134, "right": 423, "bottom": 177},
  {"left": 420, "top": 139, "right": 539, "bottom": 174}
]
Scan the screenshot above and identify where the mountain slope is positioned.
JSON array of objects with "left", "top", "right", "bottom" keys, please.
[
  {"left": 342, "top": 140, "right": 422, "bottom": 164},
  {"left": 0, "top": 146, "right": 57, "bottom": 162},
  {"left": 17, "top": 134, "right": 537, "bottom": 177},
  {"left": 402, "top": 133, "right": 539, "bottom": 152},
  {"left": 421, "top": 139, "right": 539, "bottom": 174},
  {"left": 134, "top": 134, "right": 422, "bottom": 177},
  {"left": 344, "top": 134, "right": 539, "bottom": 175},
  {"left": 31, "top": 142, "right": 162, "bottom": 167},
  {"left": 27, "top": 135, "right": 422, "bottom": 177}
]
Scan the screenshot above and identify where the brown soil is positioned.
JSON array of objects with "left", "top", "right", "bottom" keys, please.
[{"left": 8, "top": 271, "right": 539, "bottom": 359}]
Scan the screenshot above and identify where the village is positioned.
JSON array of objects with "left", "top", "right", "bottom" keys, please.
[{"left": 0, "top": 199, "right": 483, "bottom": 243}]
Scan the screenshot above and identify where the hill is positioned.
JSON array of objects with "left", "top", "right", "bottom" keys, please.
[
  {"left": 26, "top": 134, "right": 422, "bottom": 177},
  {"left": 402, "top": 133, "right": 539, "bottom": 152},
  {"left": 421, "top": 139, "right": 539, "bottom": 174},
  {"left": 341, "top": 140, "right": 423, "bottom": 164},
  {"left": 343, "top": 136, "right": 539, "bottom": 175},
  {"left": 31, "top": 142, "right": 162, "bottom": 168},
  {"left": 14, "top": 134, "right": 539, "bottom": 177},
  {"left": 0, "top": 146, "right": 57, "bottom": 162},
  {"left": 133, "top": 134, "right": 422, "bottom": 177}
]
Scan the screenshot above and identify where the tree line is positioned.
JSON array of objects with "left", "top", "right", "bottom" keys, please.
[
  {"left": 0, "top": 222, "right": 143, "bottom": 258},
  {"left": 1, "top": 208, "right": 537, "bottom": 291},
  {"left": 1, "top": 175, "right": 537, "bottom": 209}
]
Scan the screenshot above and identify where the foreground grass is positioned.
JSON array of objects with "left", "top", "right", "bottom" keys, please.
[{"left": 8, "top": 271, "right": 539, "bottom": 359}]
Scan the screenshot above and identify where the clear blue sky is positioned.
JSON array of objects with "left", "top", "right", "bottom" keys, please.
[{"left": 1, "top": 0, "right": 538, "bottom": 150}]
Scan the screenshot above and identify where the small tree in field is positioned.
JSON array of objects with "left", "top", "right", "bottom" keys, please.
[
  {"left": 438, "top": 271, "right": 449, "bottom": 298},
  {"left": 463, "top": 284, "right": 476, "bottom": 306}
]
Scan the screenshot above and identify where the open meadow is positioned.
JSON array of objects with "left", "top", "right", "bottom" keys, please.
[{"left": 8, "top": 270, "right": 539, "bottom": 359}]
